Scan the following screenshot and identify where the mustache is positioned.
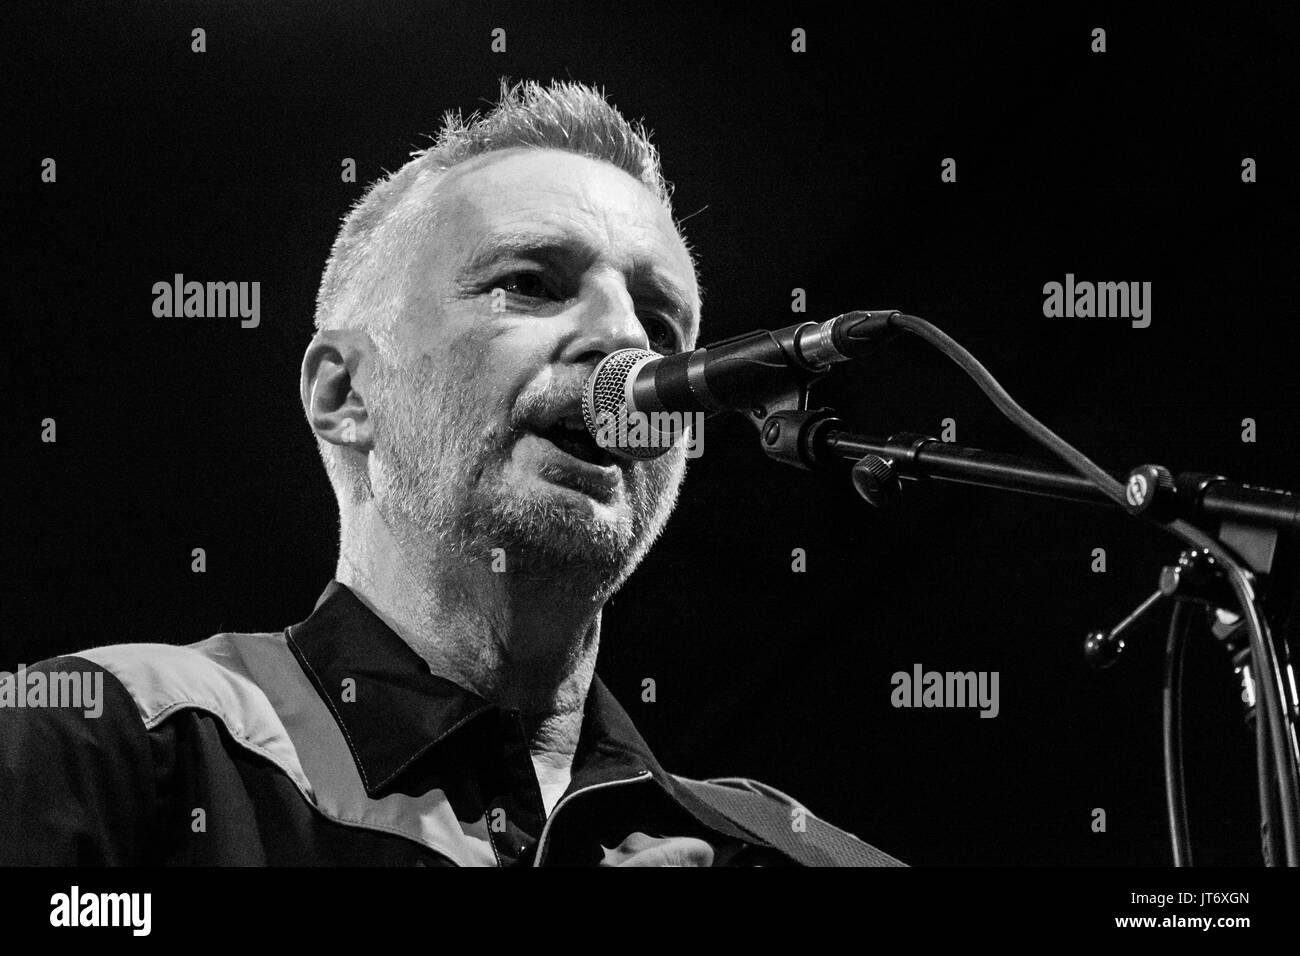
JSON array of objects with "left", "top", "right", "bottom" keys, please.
[
  {"left": 507, "top": 378, "right": 589, "bottom": 432},
  {"left": 505, "top": 377, "right": 667, "bottom": 475},
  {"left": 463, "top": 377, "right": 588, "bottom": 452}
]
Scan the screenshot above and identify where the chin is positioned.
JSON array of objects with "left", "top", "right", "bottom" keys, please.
[{"left": 461, "top": 482, "right": 636, "bottom": 576}]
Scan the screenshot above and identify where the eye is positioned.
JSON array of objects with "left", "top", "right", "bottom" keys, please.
[
  {"left": 640, "top": 313, "right": 680, "bottom": 355},
  {"left": 496, "top": 271, "right": 557, "bottom": 300}
]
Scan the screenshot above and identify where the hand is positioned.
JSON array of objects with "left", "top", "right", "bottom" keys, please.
[{"left": 599, "top": 832, "right": 715, "bottom": 867}]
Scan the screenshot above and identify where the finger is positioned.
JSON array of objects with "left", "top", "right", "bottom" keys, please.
[{"left": 601, "top": 834, "right": 715, "bottom": 867}]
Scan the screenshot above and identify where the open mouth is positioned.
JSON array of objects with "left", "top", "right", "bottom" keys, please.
[{"left": 531, "top": 417, "right": 619, "bottom": 468}]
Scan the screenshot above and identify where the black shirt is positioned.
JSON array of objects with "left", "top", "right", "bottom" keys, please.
[{"left": 0, "top": 581, "right": 901, "bottom": 866}]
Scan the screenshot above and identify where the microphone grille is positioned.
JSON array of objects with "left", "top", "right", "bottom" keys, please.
[{"left": 582, "top": 348, "right": 664, "bottom": 460}]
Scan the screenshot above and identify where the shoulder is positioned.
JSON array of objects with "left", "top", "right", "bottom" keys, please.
[
  {"left": 672, "top": 774, "right": 907, "bottom": 867},
  {"left": 1, "top": 633, "right": 315, "bottom": 865},
  {"left": 3, "top": 633, "right": 290, "bottom": 753},
  {"left": 0, "top": 654, "right": 164, "bottom": 863},
  {"left": 1, "top": 653, "right": 145, "bottom": 742},
  {"left": 3, "top": 634, "right": 306, "bottom": 769},
  {"left": 71, "top": 632, "right": 312, "bottom": 791},
  {"left": 75, "top": 632, "right": 287, "bottom": 731}
]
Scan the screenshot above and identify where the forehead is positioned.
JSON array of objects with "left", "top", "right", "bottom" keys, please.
[{"left": 424, "top": 148, "right": 697, "bottom": 293}]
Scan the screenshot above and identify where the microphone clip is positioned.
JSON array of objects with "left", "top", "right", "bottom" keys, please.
[{"left": 755, "top": 407, "right": 843, "bottom": 472}]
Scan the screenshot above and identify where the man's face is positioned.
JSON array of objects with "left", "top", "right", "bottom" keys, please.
[{"left": 366, "top": 148, "right": 700, "bottom": 593}]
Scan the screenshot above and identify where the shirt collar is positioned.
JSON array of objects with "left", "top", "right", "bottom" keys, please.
[
  {"left": 284, "top": 580, "right": 678, "bottom": 801},
  {"left": 286, "top": 580, "right": 774, "bottom": 853}
]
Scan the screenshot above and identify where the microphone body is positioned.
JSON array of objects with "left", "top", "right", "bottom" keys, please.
[{"left": 582, "top": 311, "right": 897, "bottom": 458}]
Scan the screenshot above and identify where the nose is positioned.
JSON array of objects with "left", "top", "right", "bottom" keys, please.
[{"left": 560, "top": 269, "right": 651, "bottom": 364}]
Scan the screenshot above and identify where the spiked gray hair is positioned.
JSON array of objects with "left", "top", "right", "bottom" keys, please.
[{"left": 311, "top": 79, "right": 684, "bottom": 507}]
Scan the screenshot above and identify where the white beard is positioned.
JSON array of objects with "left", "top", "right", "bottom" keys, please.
[{"left": 364, "top": 349, "right": 687, "bottom": 598}]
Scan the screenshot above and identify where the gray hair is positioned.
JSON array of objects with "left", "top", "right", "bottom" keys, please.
[{"left": 311, "top": 78, "right": 683, "bottom": 508}]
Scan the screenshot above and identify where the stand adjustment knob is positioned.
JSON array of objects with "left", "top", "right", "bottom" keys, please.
[
  {"left": 1084, "top": 589, "right": 1165, "bottom": 669},
  {"left": 1124, "top": 464, "right": 1176, "bottom": 517},
  {"left": 851, "top": 454, "right": 901, "bottom": 508}
]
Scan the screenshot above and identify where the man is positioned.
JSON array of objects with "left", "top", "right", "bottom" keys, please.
[{"left": 1, "top": 80, "right": 901, "bottom": 866}]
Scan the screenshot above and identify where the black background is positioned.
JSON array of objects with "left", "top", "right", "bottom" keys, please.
[{"left": 9, "top": 2, "right": 1299, "bottom": 865}]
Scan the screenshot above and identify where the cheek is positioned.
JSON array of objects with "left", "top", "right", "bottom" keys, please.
[
  {"left": 439, "top": 328, "right": 523, "bottom": 410},
  {"left": 478, "top": 326, "right": 568, "bottom": 405}
]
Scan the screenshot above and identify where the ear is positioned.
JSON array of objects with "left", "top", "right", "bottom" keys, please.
[{"left": 300, "top": 329, "right": 377, "bottom": 454}]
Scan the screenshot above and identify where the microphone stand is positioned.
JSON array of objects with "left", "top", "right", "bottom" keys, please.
[{"left": 747, "top": 400, "right": 1300, "bottom": 865}]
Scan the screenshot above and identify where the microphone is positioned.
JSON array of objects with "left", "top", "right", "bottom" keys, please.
[{"left": 582, "top": 310, "right": 898, "bottom": 459}]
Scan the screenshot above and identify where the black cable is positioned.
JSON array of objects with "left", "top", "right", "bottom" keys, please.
[
  {"left": 874, "top": 312, "right": 1300, "bottom": 865},
  {"left": 1258, "top": 690, "right": 1282, "bottom": 866},
  {"left": 883, "top": 314, "right": 1131, "bottom": 509},
  {"left": 1164, "top": 600, "right": 1194, "bottom": 866},
  {"left": 1164, "top": 518, "right": 1299, "bottom": 867}
]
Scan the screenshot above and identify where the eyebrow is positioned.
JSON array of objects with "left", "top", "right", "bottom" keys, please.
[
  {"left": 459, "top": 229, "right": 699, "bottom": 338},
  {"left": 459, "top": 231, "right": 583, "bottom": 276}
]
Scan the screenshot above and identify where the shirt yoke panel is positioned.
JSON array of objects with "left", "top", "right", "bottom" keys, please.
[{"left": 77, "top": 635, "right": 497, "bottom": 866}]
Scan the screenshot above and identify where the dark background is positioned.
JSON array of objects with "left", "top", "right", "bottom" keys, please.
[{"left": 9, "top": 2, "right": 1298, "bottom": 865}]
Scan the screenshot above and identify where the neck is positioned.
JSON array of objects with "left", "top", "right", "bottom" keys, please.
[{"left": 334, "top": 500, "right": 602, "bottom": 762}]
